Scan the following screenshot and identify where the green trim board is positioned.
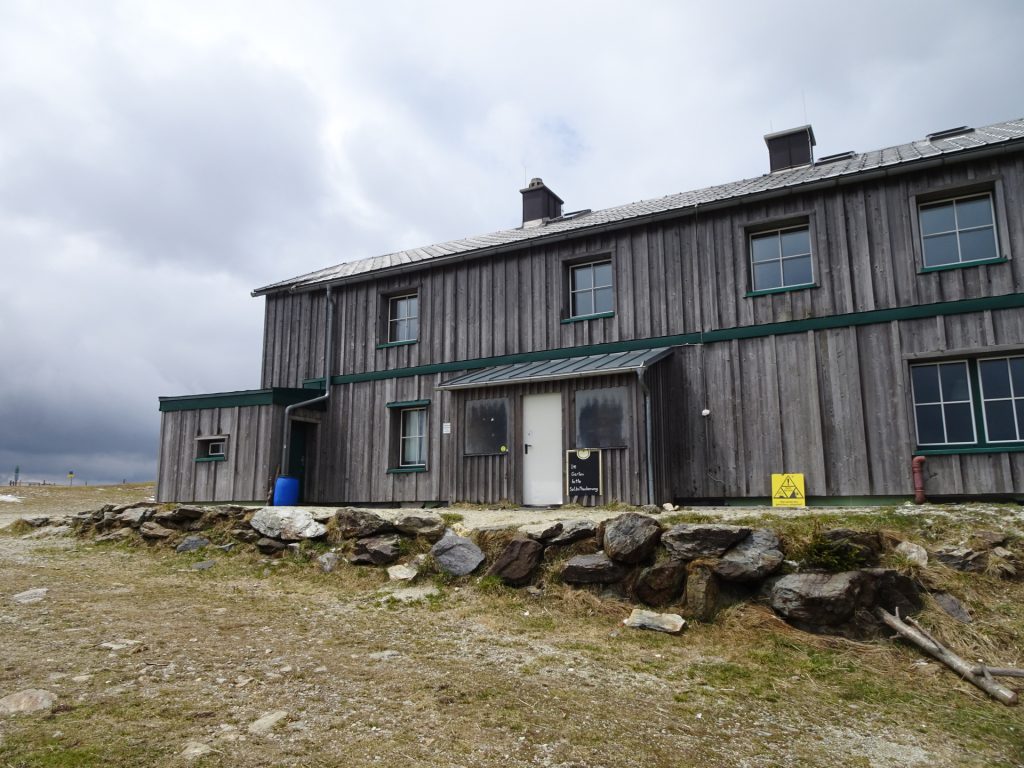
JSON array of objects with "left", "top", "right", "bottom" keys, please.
[
  {"left": 915, "top": 445, "right": 1024, "bottom": 456},
  {"left": 194, "top": 456, "right": 227, "bottom": 463},
  {"left": 376, "top": 339, "right": 418, "bottom": 349},
  {"left": 385, "top": 399, "right": 431, "bottom": 409},
  {"left": 159, "top": 387, "right": 324, "bottom": 412},
  {"left": 745, "top": 283, "right": 818, "bottom": 297},
  {"left": 304, "top": 292, "right": 1024, "bottom": 387},
  {"left": 387, "top": 466, "right": 428, "bottom": 474},
  {"left": 561, "top": 311, "right": 614, "bottom": 325}
]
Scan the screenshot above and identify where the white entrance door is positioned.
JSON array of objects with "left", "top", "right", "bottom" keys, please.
[{"left": 523, "top": 392, "right": 563, "bottom": 505}]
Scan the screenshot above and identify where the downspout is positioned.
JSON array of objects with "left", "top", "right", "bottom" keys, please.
[
  {"left": 638, "top": 366, "right": 655, "bottom": 505},
  {"left": 281, "top": 285, "right": 335, "bottom": 477},
  {"left": 912, "top": 456, "right": 927, "bottom": 504}
]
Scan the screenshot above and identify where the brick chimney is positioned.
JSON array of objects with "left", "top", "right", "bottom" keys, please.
[
  {"left": 764, "top": 125, "right": 816, "bottom": 172},
  {"left": 520, "top": 178, "right": 563, "bottom": 228}
]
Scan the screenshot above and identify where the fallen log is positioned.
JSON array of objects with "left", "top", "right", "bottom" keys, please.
[{"left": 877, "top": 608, "right": 1018, "bottom": 706}]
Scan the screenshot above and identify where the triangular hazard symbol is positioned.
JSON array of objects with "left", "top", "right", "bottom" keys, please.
[{"left": 774, "top": 476, "right": 803, "bottom": 499}]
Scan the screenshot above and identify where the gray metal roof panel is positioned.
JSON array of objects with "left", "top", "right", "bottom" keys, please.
[{"left": 255, "top": 118, "right": 1024, "bottom": 294}]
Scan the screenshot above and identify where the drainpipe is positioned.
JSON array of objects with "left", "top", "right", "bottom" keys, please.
[
  {"left": 281, "top": 285, "right": 335, "bottom": 476},
  {"left": 638, "top": 367, "right": 655, "bottom": 505},
  {"left": 911, "top": 456, "right": 927, "bottom": 504}
]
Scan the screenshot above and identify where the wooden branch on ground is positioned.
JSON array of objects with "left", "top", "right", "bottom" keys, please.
[
  {"left": 877, "top": 608, "right": 1018, "bottom": 706},
  {"left": 972, "top": 666, "right": 1024, "bottom": 679}
]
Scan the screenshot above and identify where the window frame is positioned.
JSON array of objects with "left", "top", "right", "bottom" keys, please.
[
  {"left": 909, "top": 361, "right": 977, "bottom": 447},
  {"left": 917, "top": 191, "right": 1001, "bottom": 271},
  {"left": 977, "top": 355, "right": 1024, "bottom": 445},
  {"left": 747, "top": 223, "right": 815, "bottom": 295},
  {"left": 909, "top": 178, "right": 1011, "bottom": 275},
  {"left": 385, "top": 399, "right": 430, "bottom": 473},
  {"left": 377, "top": 287, "right": 421, "bottom": 349},
  {"left": 195, "top": 435, "right": 229, "bottom": 463},
  {"left": 563, "top": 255, "right": 615, "bottom": 323}
]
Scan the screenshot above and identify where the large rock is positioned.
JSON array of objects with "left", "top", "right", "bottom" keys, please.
[
  {"left": 154, "top": 506, "right": 204, "bottom": 525},
  {"left": 350, "top": 535, "right": 401, "bottom": 566},
  {"left": 317, "top": 552, "right": 339, "bottom": 573},
  {"left": 139, "top": 521, "right": 175, "bottom": 540},
  {"left": 0, "top": 689, "right": 56, "bottom": 716},
  {"left": 862, "top": 568, "right": 923, "bottom": 617},
  {"left": 430, "top": 530, "right": 485, "bottom": 576},
  {"left": 250, "top": 508, "right": 326, "bottom": 541},
  {"left": 394, "top": 513, "right": 445, "bottom": 542},
  {"left": 770, "top": 571, "right": 867, "bottom": 628},
  {"left": 256, "top": 537, "right": 286, "bottom": 555},
  {"left": 934, "top": 546, "right": 987, "bottom": 572},
  {"left": 629, "top": 561, "right": 687, "bottom": 606},
  {"left": 713, "top": 529, "right": 784, "bottom": 582},
  {"left": 561, "top": 552, "right": 629, "bottom": 584},
  {"left": 603, "top": 513, "right": 662, "bottom": 564},
  {"left": 95, "top": 527, "right": 135, "bottom": 543},
  {"left": 662, "top": 524, "right": 750, "bottom": 560},
  {"left": 335, "top": 508, "right": 395, "bottom": 539},
  {"left": 115, "top": 507, "right": 152, "bottom": 527},
  {"left": 623, "top": 609, "right": 685, "bottom": 634},
  {"left": 518, "top": 521, "right": 564, "bottom": 542},
  {"left": 176, "top": 535, "right": 210, "bottom": 554},
  {"left": 485, "top": 536, "right": 544, "bottom": 586},
  {"left": 12, "top": 588, "right": 48, "bottom": 605},
  {"left": 895, "top": 540, "right": 928, "bottom": 567},
  {"left": 548, "top": 519, "right": 598, "bottom": 546},
  {"left": 685, "top": 562, "right": 719, "bottom": 621}
]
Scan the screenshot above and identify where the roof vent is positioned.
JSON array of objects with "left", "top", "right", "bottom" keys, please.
[
  {"left": 926, "top": 125, "right": 974, "bottom": 141},
  {"left": 816, "top": 150, "right": 855, "bottom": 165},
  {"left": 520, "top": 178, "right": 564, "bottom": 228},
  {"left": 764, "top": 125, "right": 816, "bottom": 172}
]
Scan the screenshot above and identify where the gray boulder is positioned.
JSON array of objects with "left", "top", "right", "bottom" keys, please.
[
  {"left": 548, "top": 519, "right": 598, "bottom": 546},
  {"left": 154, "top": 506, "right": 204, "bottom": 525},
  {"left": 176, "top": 536, "right": 210, "bottom": 554},
  {"left": 350, "top": 535, "right": 402, "bottom": 566},
  {"left": 623, "top": 609, "right": 685, "bottom": 634},
  {"left": 139, "top": 521, "right": 175, "bottom": 540},
  {"left": 232, "top": 528, "right": 260, "bottom": 543},
  {"left": 662, "top": 524, "right": 750, "bottom": 560},
  {"left": 394, "top": 513, "right": 445, "bottom": 542},
  {"left": 336, "top": 508, "right": 395, "bottom": 539},
  {"left": 713, "top": 529, "right": 784, "bottom": 582},
  {"left": 518, "top": 521, "right": 564, "bottom": 542},
  {"left": 485, "top": 536, "right": 544, "bottom": 586},
  {"left": 317, "top": 552, "right": 340, "bottom": 574},
  {"left": 430, "top": 530, "right": 485, "bottom": 576},
  {"left": 95, "top": 528, "right": 134, "bottom": 543},
  {"left": 932, "top": 591, "right": 972, "bottom": 623},
  {"left": 250, "top": 508, "right": 326, "bottom": 541},
  {"left": 629, "top": 561, "right": 687, "bottom": 606},
  {"left": 256, "top": 537, "right": 287, "bottom": 555},
  {"left": 0, "top": 689, "right": 57, "bottom": 716},
  {"left": 561, "top": 552, "right": 629, "bottom": 584},
  {"left": 770, "top": 571, "right": 867, "bottom": 628},
  {"left": 115, "top": 507, "right": 152, "bottom": 528},
  {"left": 934, "top": 546, "right": 987, "bottom": 572},
  {"left": 603, "top": 513, "right": 662, "bottom": 564}
]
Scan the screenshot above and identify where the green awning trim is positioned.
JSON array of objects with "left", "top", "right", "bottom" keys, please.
[{"left": 159, "top": 388, "right": 324, "bottom": 413}]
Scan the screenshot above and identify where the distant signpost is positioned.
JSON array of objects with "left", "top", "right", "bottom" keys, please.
[{"left": 67, "top": 471, "right": 75, "bottom": 487}]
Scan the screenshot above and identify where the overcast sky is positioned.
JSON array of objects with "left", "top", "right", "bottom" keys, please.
[{"left": 0, "top": 0, "right": 1021, "bottom": 485}]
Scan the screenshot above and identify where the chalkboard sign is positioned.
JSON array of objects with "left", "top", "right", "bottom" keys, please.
[{"left": 566, "top": 449, "right": 602, "bottom": 496}]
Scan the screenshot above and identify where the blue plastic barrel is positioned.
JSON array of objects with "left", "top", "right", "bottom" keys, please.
[{"left": 273, "top": 476, "right": 299, "bottom": 506}]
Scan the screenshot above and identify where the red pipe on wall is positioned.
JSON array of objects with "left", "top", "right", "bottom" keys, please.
[{"left": 912, "top": 456, "right": 927, "bottom": 504}]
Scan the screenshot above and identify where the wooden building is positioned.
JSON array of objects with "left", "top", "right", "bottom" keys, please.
[{"left": 157, "top": 118, "right": 1024, "bottom": 505}]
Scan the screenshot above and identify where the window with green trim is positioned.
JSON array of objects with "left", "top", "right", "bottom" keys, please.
[
  {"left": 397, "top": 407, "right": 427, "bottom": 467},
  {"left": 196, "top": 436, "right": 228, "bottom": 461},
  {"left": 388, "top": 293, "right": 419, "bottom": 343},
  {"left": 918, "top": 193, "right": 998, "bottom": 268},
  {"left": 749, "top": 225, "right": 813, "bottom": 292},
  {"left": 910, "top": 355, "right": 1024, "bottom": 450},
  {"left": 569, "top": 260, "right": 613, "bottom": 318}
]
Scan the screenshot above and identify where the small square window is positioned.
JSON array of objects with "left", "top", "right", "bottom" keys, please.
[
  {"left": 919, "top": 193, "right": 998, "bottom": 268},
  {"left": 749, "top": 225, "right": 813, "bottom": 292},
  {"left": 196, "top": 436, "right": 228, "bottom": 461},
  {"left": 387, "top": 293, "right": 419, "bottom": 343},
  {"left": 910, "top": 362, "right": 977, "bottom": 446},
  {"left": 569, "top": 260, "right": 614, "bottom": 318}
]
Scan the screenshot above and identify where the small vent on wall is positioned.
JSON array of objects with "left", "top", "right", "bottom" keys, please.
[{"left": 926, "top": 126, "right": 974, "bottom": 141}]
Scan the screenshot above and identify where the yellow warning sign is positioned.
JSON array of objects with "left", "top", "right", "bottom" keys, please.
[{"left": 771, "top": 473, "right": 805, "bottom": 507}]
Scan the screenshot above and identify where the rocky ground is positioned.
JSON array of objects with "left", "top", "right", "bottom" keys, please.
[{"left": 0, "top": 490, "right": 1022, "bottom": 767}]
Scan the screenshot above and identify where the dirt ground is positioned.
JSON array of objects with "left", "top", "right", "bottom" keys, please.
[{"left": 0, "top": 489, "right": 1022, "bottom": 767}]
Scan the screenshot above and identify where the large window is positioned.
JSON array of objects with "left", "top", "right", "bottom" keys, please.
[
  {"left": 464, "top": 398, "right": 509, "bottom": 456},
  {"left": 575, "top": 387, "right": 629, "bottom": 448},
  {"left": 750, "top": 225, "right": 814, "bottom": 293},
  {"left": 386, "top": 400, "right": 429, "bottom": 471},
  {"left": 910, "top": 355, "right": 1024, "bottom": 450},
  {"left": 918, "top": 193, "right": 998, "bottom": 269},
  {"left": 569, "top": 260, "right": 614, "bottom": 319},
  {"left": 387, "top": 293, "right": 419, "bottom": 343}
]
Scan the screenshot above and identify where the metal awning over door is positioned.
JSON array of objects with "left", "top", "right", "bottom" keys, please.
[{"left": 435, "top": 347, "right": 673, "bottom": 391}]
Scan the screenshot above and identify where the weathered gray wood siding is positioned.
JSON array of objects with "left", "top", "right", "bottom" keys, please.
[
  {"left": 307, "top": 373, "right": 650, "bottom": 505},
  {"left": 156, "top": 405, "right": 284, "bottom": 503},
  {"left": 261, "top": 154, "right": 1024, "bottom": 388},
  {"left": 650, "top": 308, "right": 1024, "bottom": 500}
]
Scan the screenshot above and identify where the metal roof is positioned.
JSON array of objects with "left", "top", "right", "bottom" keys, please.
[
  {"left": 255, "top": 118, "right": 1024, "bottom": 295},
  {"left": 435, "top": 347, "right": 673, "bottom": 390}
]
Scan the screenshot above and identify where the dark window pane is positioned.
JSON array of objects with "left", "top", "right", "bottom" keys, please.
[
  {"left": 955, "top": 196, "right": 993, "bottom": 229},
  {"left": 573, "top": 265, "right": 593, "bottom": 290},
  {"left": 464, "top": 398, "right": 509, "bottom": 455},
  {"left": 923, "top": 233, "right": 959, "bottom": 266},
  {"left": 573, "top": 291, "right": 594, "bottom": 317},
  {"left": 958, "top": 228, "right": 997, "bottom": 262},
  {"left": 943, "top": 403, "right": 975, "bottom": 443},
  {"left": 939, "top": 362, "right": 970, "bottom": 401},
  {"left": 1017, "top": 401, "right": 1024, "bottom": 438},
  {"left": 979, "top": 359, "right": 1011, "bottom": 399},
  {"left": 751, "top": 234, "right": 778, "bottom": 263},
  {"left": 1010, "top": 357, "right": 1024, "bottom": 392},
  {"left": 920, "top": 203, "right": 955, "bottom": 236},
  {"left": 911, "top": 365, "right": 940, "bottom": 404},
  {"left": 782, "top": 255, "right": 813, "bottom": 287},
  {"left": 753, "top": 261, "right": 782, "bottom": 291},
  {"left": 780, "top": 228, "right": 810, "bottom": 257},
  {"left": 915, "top": 404, "right": 945, "bottom": 444},
  {"left": 592, "top": 262, "right": 613, "bottom": 288},
  {"left": 594, "top": 286, "right": 614, "bottom": 314},
  {"left": 985, "top": 400, "right": 1018, "bottom": 441},
  {"left": 576, "top": 387, "right": 628, "bottom": 448}
]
